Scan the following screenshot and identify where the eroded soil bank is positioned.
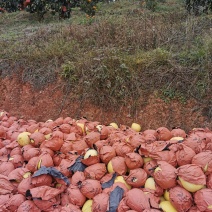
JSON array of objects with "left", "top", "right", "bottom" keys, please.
[{"left": 0, "top": 75, "right": 211, "bottom": 131}]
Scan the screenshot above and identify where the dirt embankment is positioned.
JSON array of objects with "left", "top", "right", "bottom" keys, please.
[{"left": 0, "top": 73, "right": 211, "bottom": 131}]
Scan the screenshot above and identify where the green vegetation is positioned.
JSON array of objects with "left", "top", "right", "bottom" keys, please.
[{"left": 0, "top": 0, "right": 211, "bottom": 114}]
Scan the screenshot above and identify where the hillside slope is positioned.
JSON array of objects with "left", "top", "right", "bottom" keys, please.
[{"left": 0, "top": 0, "right": 211, "bottom": 130}]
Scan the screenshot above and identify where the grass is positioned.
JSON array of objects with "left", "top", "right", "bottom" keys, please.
[{"left": 0, "top": 0, "right": 211, "bottom": 117}]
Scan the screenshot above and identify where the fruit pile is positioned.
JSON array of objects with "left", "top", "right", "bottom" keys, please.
[{"left": 0, "top": 110, "right": 212, "bottom": 212}]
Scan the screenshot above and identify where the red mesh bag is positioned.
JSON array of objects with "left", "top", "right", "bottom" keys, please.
[
  {"left": 61, "top": 203, "right": 81, "bottom": 212},
  {"left": 92, "top": 193, "right": 109, "bottom": 212},
  {"left": 30, "top": 132, "right": 45, "bottom": 147},
  {"left": 41, "top": 136, "right": 64, "bottom": 151},
  {"left": 142, "top": 186, "right": 164, "bottom": 197},
  {"left": 117, "top": 198, "right": 130, "bottom": 212},
  {"left": 9, "top": 154, "right": 24, "bottom": 168},
  {"left": 177, "top": 164, "right": 206, "bottom": 185},
  {"left": 8, "top": 167, "right": 30, "bottom": 182},
  {"left": 124, "top": 168, "right": 147, "bottom": 188},
  {"left": 0, "top": 146, "right": 11, "bottom": 156},
  {"left": 53, "top": 152, "right": 66, "bottom": 166},
  {"left": 26, "top": 156, "right": 39, "bottom": 172},
  {"left": 113, "top": 142, "right": 133, "bottom": 157},
  {"left": 109, "top": 156, "right": 127, "bottom": 175},
  {"left": 10, "top": 146, "right": 22, "bottom": 156},
  {"left": 143, "top": 190, "right": 160, "bottom": 209},
  {"left": 37, "top": 152, "right": 54, "bottom": 169},
  {"left": 144, "top": 133, "right": 157, "bottom": 144},
  {"left": 0, "top": 126, "right": 6, "bottom": 139},
  {"left": 143, "top": 129, "right": 156, "bottom": 136},
  {"left": 57, "top": 159, "right": 72, "bottom": 177},
  {"left": 4, "top": 194, "right": 25, "bottom": 211},
  {"left": 0, "top": 194, "right": 10, "bottom": 208},
  {"left": 29, "top": 186, "right": 63, "bottom": 201},
  {"left": 127, "top": 134, "right": 145, "bottom": 149},
  {"left": 18, "top": 176, "right": 34, "bottom": 195},
  {"left": 100, "top": 172, "right": 114, "bottom": 184},
  {"left": 103, "top": 182, "right": 129, "bottom": 196},
  {"left": 125, "top": 188, "right": 150, "bottom": 211},
  {"left": 33, "top": 197, "right": 59, "bottom": 211},
  {"left": 67, "top": 185, "right": 86, "bottom": 207},
  {"left": 59, "top": 124, "right": 72, "bottom": 134},
  {"left": 40, "top": 147, "right": 54, "bottom": 157},
  {"left": 71, "top": 171, "right": 85, "bottom": 186},
  {"left": 194, "top": 188, "right": 212, "bottom": 212},
  {"left": 143, "top": 160, "right": 157, "bottom": 176},
  {"left": 43, "top": 120, "right": 57, "bottom": 130},
  {"left": 84, "top": 131, "right": 100, "bottom": 147},
  {"left": 150, "top": 150, "right": 177, "bottom": 167},
  {"left": 60, "top": 192, "right": 69, "bottom": 206},
  {"left": 176, "top": 143, "right": 196, "bottom": 166},
  {"left": 0, "top": 161, "right": 15, "bottom": 176},
  {"left": 39, "top": 127, "right": 52, "bottom": 136},
  {"left": 125, "top": 152, "right": 143, "bottom": 169},
  {"left": 81, "top": 155, "right": 100, "bottom": 166},
  {"left": 17, "top": 200, "right": 41, "bottom": 212},
  {"left": 80, "top": 179, "right": 102, "bottom": 199},
  {"left": 188, "top": 206, "right": 201, "bottom": 212},
  {"left": 169, "top": 186, "right": 193, "bottom": 212},
  {"left": 183, "top": 133, "right": 206, "bottom": 153},
  {"left": 192, "top": 150, "right": 212, "bottom": 175},
  {"left": 154, "top": 127, "right": 172, "bottom": 141},
  {"left": 100, "top": 145, "right": 116, "bottom": 164},
  {"left": 60, "top": 141, "right": 73, "bottom": 154},
  {"left": 85, "top": 121, "right": 100, "bottom": 133},
  {"left": 84, "top": 163, "right": 107, "bottom": 180},
  {"left": 94, "top": 139, "right": 109, "bottom": 150},
  {"left": 207, "top": 173, "right": 212, "bottom": 188},
  {"left": 71, "top": 140, "right": 89, "bottom": 154},
  {"left": 27, "top": 123, "right": 40, "bottom": 133},
  {"left": 171, "top": 128, "right": 187, "bottom": 138},
  {"left": 153, "top": 161, "right": 177, "bottom": 189},
  {"left": 31, "top": 174, "right": 53, "bottom": 187}
]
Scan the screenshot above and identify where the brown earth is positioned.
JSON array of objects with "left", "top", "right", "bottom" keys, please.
[{"left": 0, "top": 74, "right": 211, "bottom": 132}]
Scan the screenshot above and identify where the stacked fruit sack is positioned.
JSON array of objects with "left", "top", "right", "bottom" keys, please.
[{"left": 0, "top": 110, "right": 212, "bottom": 211}]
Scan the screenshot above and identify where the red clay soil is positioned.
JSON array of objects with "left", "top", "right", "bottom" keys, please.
[{"left": 0, "top": 75, "right": 211, "bottom": 132}]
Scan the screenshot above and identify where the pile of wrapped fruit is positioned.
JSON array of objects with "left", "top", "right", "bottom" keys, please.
[{"left": 0, "top": 110, "right": 212, "bottom": 212}]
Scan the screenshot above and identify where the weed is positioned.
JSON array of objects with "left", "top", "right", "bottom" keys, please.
[{"left": 61, "top": 61, "right": 78, "bottom": 83}]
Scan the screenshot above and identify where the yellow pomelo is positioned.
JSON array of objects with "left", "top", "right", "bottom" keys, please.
[
  {"left": 107, "top": 160, "right": 114, "bottom": 173},
  {"left": 84, "top": 149, "right": 98, "bottom": 159},
  {"left": 144, "top": 177, "right": 156, "bottom": 190},
  {"left": 23, "top": 172, "right": 31, "bottom": 179},
  {"left": 82, "top": 200, "right": 93, "bottom": 212},
  {"left": 17, "top": 132, "right": 31, "bottom": 146},
  {"left": 131, "top": 123, "right": 141, "bottom": 132},
  {"left": 160, "top": 196, "right": 166, "bottom": 203},
  {"left": 159, "top": 201, "right": 177, "bottom": 212},
  {"left": 143, "top": 157, "right": 152, "bottom": 163},
  {"left": 44, "top": 133, "right": 52, "bottom": 140},
  {"left": 114, "top": 176, "right": 131, "bottom": 190},
  {"left": 154, "top": 167, "right": 162, "bottom": 173},
  {"left": 164, "top": 190, "right": 170, "bottom": 201},
  {"left": 179, "top": 177, "right": 204, "bottom": 192},
  {"left": 204, "top": 163, "right": 208, "bottom": 172},
  {"left": 76, "top": 123, "right": 85, "bottom": 134},
  {"left": 37, "top": 159, "right": 42, "bottom": 170},
  {"left": 109, "top": 123, "right": 119, "bottom": 129},
  {"left": 170, "top": 136, "right": 184, "bottom": 141}
]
